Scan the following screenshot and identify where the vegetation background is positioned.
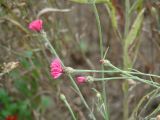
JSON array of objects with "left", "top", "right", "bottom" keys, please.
[{"left": 0, "top": 0, "right": 160, "bottom": 120}]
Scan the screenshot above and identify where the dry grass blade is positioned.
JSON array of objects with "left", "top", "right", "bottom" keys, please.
[
  {"left": 37, "top": 8, "right": 72, "bottom": 18},
  {"left": 0, "top": 17, "right": 29, "bottom": 34}
]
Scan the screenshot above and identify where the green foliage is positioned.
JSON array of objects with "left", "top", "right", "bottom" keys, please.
[
  {"left": 124, "top": 8, "right": 145, "bottom": 68},
  {"left": 0, "top": 88, "right": 32, "bottom": 120},
  {"left": 129, "top": 0, "right": 144, "bottom": 15},
  {"left": 14, "top": 78, "right": 31, "bottom": 97},
  {"left": 125, "top": 8, "right": 145, "bottom": 48},
  {"left": 41, "top": 96, "right": 53, "bottom": 108},
  {"left": 105, "top": 1, "right": 117, "bottom": 30},
  {"left": 6, "top": 50, "right": 50, "bottom": 119}
]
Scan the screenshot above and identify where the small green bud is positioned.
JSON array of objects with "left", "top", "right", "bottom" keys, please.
[
  {"left": 86, "top": 76, "right": 94, "bottom": 83},
  {"left": 60, "top": 94, "right": 66, "bottom": 101},
  {"left": 96, "top": 92, "right": 101, "bottom": 98},
  {"left": 100, "top": 59, "right": 111, "bottom": 66}
]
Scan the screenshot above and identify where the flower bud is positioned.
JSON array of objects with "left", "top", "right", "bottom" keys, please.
[
  {"left": 28, "top": 19, "right": 43, "bottom": 32},
  {"left": 60, "top": 94, "right": 66, "bottom": 101},
  {"left": 64, "top": 67, "right": 75, "bottom": 74},
  {"left": 86, "top": 76, "right": 94, "bottom": 83},
  {"left": 76, "top": 76, "right": 87, "bottom": 84},
  {"left": 100, "top": 59, "right": 111, "bottom": 66}
]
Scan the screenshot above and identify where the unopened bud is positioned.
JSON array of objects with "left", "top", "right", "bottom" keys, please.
[
  {"left": 96, "top": 92, "right": 101, "bottom": 98},
  {"left": 60, "top": 94, "right": 66, "bottom": 101},
  {"left": 100, "top": 59, "right": 111, "bottom": 66},
  {"left": 86, "top": 76, "right": 94, "bottom": 83}
]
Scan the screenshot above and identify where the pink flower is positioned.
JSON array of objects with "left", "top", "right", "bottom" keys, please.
[
  {"left": 50, "top": 58, "right": 63, "bottom": 79},
  {"left": 28, "top": 19, "right": 43, "bottom": 32},
  {"left": 76, "top": 76, "right": 87, "bottom": 84}
]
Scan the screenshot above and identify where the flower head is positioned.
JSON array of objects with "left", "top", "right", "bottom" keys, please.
[
  {"left": 28, "top": 19, "right": 43, "bottom": 32},
  {"left": 50, "top": 58, "right": 63, "bottom": 79},
  {"left": 76, "top": 76, "right": 87, "bottom": 84},
  {"left": 6, "top": 115, "right": 17, "bottom": 120}
]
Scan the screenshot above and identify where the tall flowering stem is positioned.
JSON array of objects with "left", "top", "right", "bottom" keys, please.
[
  {"left": 40, "top": 31, "right": 96, "bottom": 120},
  {"left": 123, "top": 0, "right": 131, "bottom": 119},
  {"left": 92, "top": 2, "right": 109, "bottom": 120}
]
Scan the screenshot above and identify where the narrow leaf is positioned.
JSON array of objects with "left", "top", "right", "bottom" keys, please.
[
  {"left": 105, "top": 1, "right": 117, "bottom": 30},
  {"left": 125, "top": 9, "right": 145, "bottom": 49},
  {"left": 129, "top": 0, "right": 143, "bottom": 15}
]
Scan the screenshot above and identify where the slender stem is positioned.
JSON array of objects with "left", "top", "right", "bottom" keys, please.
[
  {"left": 92, "top": 3, "right": 109, "bottom": 120},
  {"left": 75, "top": 69, "right": 117, "bottom": 73},
  {"left": 60, "top": 94, "right": 77, "bottom": 120},
  {"left": 133, "top": 76, "right": 160, "bottom": 88},
  {"left": 65, "top": 101, "right": 77, "bottom": 120},
  {"left": 129, "top": 90, "right": 156, "bottom": 119},
  {"left": 124, "top": 0, "right": 130, "bottom": 38},
  {"left": 41, "top": 31, "right": 63, "bottom": 65},
  {"left": 93, "top": 77, "right": 132, "bottom": 81},
  {"left": 41, "top": 31, "right": 96, "bottom": 120},
  {"left": 74, "top": 69, "right": 160, "bottom": 78},
  {"left": 144, "top": 105, "right": 160, "bottom": 119},
  {"left": 105, "top": 61, "right": 160, "bottom": 88},
  {"left": 123, "top": 0, "right": 131, "bottom": 119},
  {"left": 129, "top": 71, "right": 160, "bottom": 78},
  {"left": 92, "top": 76, "right": 160, "bottom": 88},
  {"left": 68, "top": 75, "right": 94, "bottom": 115}
]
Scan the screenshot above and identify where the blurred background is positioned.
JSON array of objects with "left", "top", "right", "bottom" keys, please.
[{"left": 0, "top": 0, "right": 160, "bottom": 120}]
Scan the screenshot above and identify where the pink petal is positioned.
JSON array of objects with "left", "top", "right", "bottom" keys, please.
[
  {"left": 28, "top": 19, "right": 43, "bottom": 32},
  {"left": 50, "top": 58, "right": 63, "bottom": 79}
]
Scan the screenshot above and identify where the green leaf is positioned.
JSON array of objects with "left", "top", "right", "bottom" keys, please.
[
  {"left": 105, "top": 1, "right": 117, "bottom": 30},
  {"left": 18, "top": 101, "right": 32, "bottom": 120},
  {"left": 79, "top": 39, "right": 88, "bottom": 52},
  {"left": 14, "top": 79, "right": 31, "bottom": 97},
  {"left": 23, "top": 51, "right": 33, "bottom": 58},
  {"left": 41, "top": 96, "right": 52, "bottom": 108},
  {"left": 125, "top": 8, "right": 145, "bottom": 49},
  {"left": 32, "top": 57, "right": 42, "bottom": 68},
  {"left": 19, "top": 58, "right": 31, "bottom": 69},
  {"left": 0, "top": 88, "right": 10, "bottom": 104},
  {"left": 6, "top": 103, "right": 17, "bottom": 113},
  {"left": 70, "top": 0, "right": 107, "bottom": 4},
  {"left": 124, "top": 9, "right": 145, "bottom": 68},
  {"left": 129, "top": 0, "right": 143, "bottom": 15},
  {"left": 9, "top": 70, "right": 20, "bottom": 79}
]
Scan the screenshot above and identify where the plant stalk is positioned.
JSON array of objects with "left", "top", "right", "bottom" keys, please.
[{"left": 92, "top": 3, "right": 109, "bottom": 120}]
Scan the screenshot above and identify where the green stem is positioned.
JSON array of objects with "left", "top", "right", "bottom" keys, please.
[
  {"left": 104, "top": 60, "right": 160, "bottom": 88},
  {"left": 128, "top": 69, "right": 160, "bottom": 78},
  {"left": 92, "top": 76, "right": 160, "bottom": 88},
  {"left": 75, "top": 69, "right": 117, "bottom": 73},
  {"left": 60, "top": 94, "right": 77, "bottom": 120},
  {"left": 92, "top": 3, "right": 109, "bottom": 120},
  {"left": 41, "top": 31, "right": 96, "bottom": 120},
  {"left": 123, "top": 0, "right": 131, "bottom": 119},
  {"left": 94, "top": 77, "right": 132, "bottom": 81},
  {"left": 74, "top": 69, "right": 160, "bottom": 78}
]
